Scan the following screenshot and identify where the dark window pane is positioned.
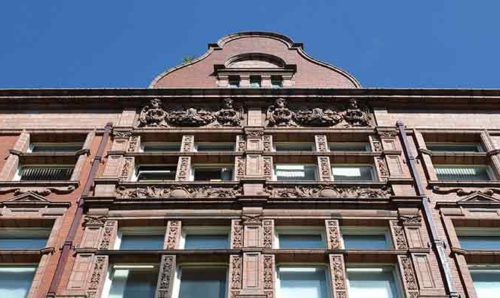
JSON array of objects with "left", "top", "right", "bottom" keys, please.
[
  {"left": 184, "top": 234, "right": 229, "bottom": 249},
  {"left": 275, "top": 143, "right": 314, "bottom": 151},
  {"left": 343, "top": 235, "right": 389, "bottom": 250},
  {"left": 459, "top": 236, "right": 500, "bottom": 250},
  {"left": 332, "top": 166, "right": 373, "bottom": 182},
  {"left": 193, "top": 168, "right": 233, "bottom": 181},
  {"left": 109, "top": 267, "right": 158, "bottom": 298},
  {"left": 143, "top": 143, "right": 180, "bottom": 152},
  {"left": 179, "top": 267, "right": 227, "bottom": 298},
  {"left": 20, "top": 167, "right": 73, "bottom": 181},
  {"left": 196, "top": 144, "right": 234, "bottom": 152},
  {"left": 427, "top": 144, "right": 481, "bottom": 152},
  {"left": 120, "top": 235, "right": 164, "bottom": 250},
  {"left": 435, "top": 167, "right": 491, "bottom": 182},
  {"left": 31, "top": 144, "right": 82, "bottom": 152},
  {"left": 0, "top": 238, "right": 47, "bottom": 250},
  {"left": 279, "top": 234, "right": 325, "bottom": 249},
  {"left": 0, "top": 266, "right": 36, "bottom": 298},
  {"left": 329, "top": 143, "right": 370, "bottom": 152}
]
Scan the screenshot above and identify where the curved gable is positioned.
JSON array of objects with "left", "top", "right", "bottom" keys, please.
[{"left": 150, "top": 32, "right": 360, "bottom": 88}]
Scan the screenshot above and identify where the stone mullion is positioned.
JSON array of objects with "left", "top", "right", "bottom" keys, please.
[
  {"left": 325, "top": 220, "right": 341, "bottom": 249},
  {"left": 70, "top": 131, "right": 95, "bottom": 181},
  {"left": 236, "top": 135, "right": 246, "bottom": 152},
  {"left": 389, "top": 220, "right": 409, "bottom": 250},
  {"left": 0, "top": 131, "right": 29, "bottom": 180},
  {"left": 235, "top": 156, "right": 246, "bottom": 180},
  {"left": 175, "top": 157, "right": 191, "bottom": 181},
  {"left": 181, "top": 135, "right": 194, "bottom": 152},
  {"left": 329, "top": 254, "right": 348, "bottom": 298},
  {"left": 317, "top": 156, "right": 332, "bottom": 181},
  {"left": 97, "top": 220, "right": 118, "bottom": 250},
  {"left": 481, "top": 131, "right": 500, "bottom": 178},
  {"left": 414, "top": 130, "right": 438, "bottom": 181},
  {"left": 315, "top": 135, "right": 329, "bottom": 152},
  {"left": 231, "top": 219, "right": 244, "bottom": 249},
  {"left": 262, "top": 156, "right": 273, "bottom": 180},
  {"left": 164, "top": 220, "right": 182, "bottom": 250},
  {"left": 86, "top": 255, "right": 109, "bottom": 298},
  {"left": 229, "top": 254, "right": 243, "bottom": 298},
  {"left": 262, "top": 254, "right": 275, "bottom": 298},
  {"left": 155, "top": 255, "right": 177, "bottom": 298},
  {"left": 397, "top": 255, "right": 420, "bottom": 298}
]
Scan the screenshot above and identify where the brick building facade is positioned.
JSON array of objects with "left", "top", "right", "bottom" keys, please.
[{"left": 0, "top": 32, "right": 499, "bottom": 298}]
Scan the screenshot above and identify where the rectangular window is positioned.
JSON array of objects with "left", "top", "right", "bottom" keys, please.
[
  {"left": 457, "top": 229, "right": 500, "bottom": 250},
  {"left": 182, "top": 227, "right": 229, "bottom": 249},
  {"left": 329, "top": 142, "right": 370, "bottom": 152},
  {"left": 135, "top": 166, "right": 176, "bottom": 182},
  {"left": 0, "top": 266, "right": 36, "bottom": 298},
  {"left": 117, "top": 228, "right": 165, "bottom": 250},
  {"left": 142, "top": 143, "right": 180, "bottom": 152},
  {"left": 249, "top": 76, "right": 261, "bottom": 88},
  {"left": 342, "top": 228, "right": 390, "bottom": 250},
  {"left": 470, "top": 268, "right": 500, "bottom": 298},
  {"left": 228, "top": 76, "right": 240, "bottom": 88},
  {"left": 192, "top": 166, "right": 233, "bottom": 182},
  {"left": 271, "top": 76, "right": 283, "bottom": 88},
  {"left": 196, "top": 143, "right": 235, "bottom": 152},
  {"left": 426, "top": 143, "right": 482, "bottom": 152},
  {"left": 274, "top": 164, "right": 317, "bottom": 181},
  {"left": 332, "top": 166, "right": 374, "bottom": 182},
  {"left": 277, "top": 228, "right": 326, "bottom": 249},
  {"left": 107, "top": 265, "right": 158, "bottom": 298},
  {"left": 435, "top": 166, "right": 492, "bottom": 182},
  {"left": 0, "top": 228, "right": 50, "bottom": 250},
  {"left": 17, "top": 166, "right": 74, "bottom": 181},
  {"left": 275, "top": 142, "right": 315, "bottom": 152},
  {"left": 29, "top": 143, "right": 83, "bottom": 153},
  {"left": 347, "top": 267, "right": 400, "bottom": 298},
  {"left": 177, "top": 267, "right": 227, "bottom": 298},
  {"left": 277, "top": 267, "right": 329, "bottom": 298}
]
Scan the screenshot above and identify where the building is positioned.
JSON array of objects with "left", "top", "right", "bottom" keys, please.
[{"left": 0, "top": 31, "right": 498, "bottom": 298}]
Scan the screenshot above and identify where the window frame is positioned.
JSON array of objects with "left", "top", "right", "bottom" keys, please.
[
  {"left": 14, "top": 164, "right": 75, "bottom": 181},
  {"left": 0, "top": 264, "right": 38, "bottom": 297},
  {"left": 114, "top": 227, "right": 166, "bottom": 250},
  {"left": 328, "top": 142, "right": 371, "bottom": 152},
  {"left": 274, "top": 227, "right": 327, "bottom": 249},
  {"left": 28, "top": 142, "right": 83, "bottom": 153},
  {"left": 456, "top": 227, "right": 500, "bottom": 250},
  {"left": 331, "top": 164, "right": 376, "bottom": 182},
  {"left": 273, "top": 163, "right": 318, "bottom": 182},
  {"left": 276, "top": 265, "right": 332, "bottom": 298},
  {"left": 102, "top": 264, "right": 159, "bottom": 298},
  {"left": 346, "top": 265, "right": 403, "bottom": 298},
  {"left": 190, "top": 164, "right": 234, "bottom": 182},
  {"left": 228, "top": 76, "right": 240, "bottom": 88},
  {"left": 434, "top": 164, "right": 494, "bottom": 182},
  {"left": 340, "top": 227, "right": 392, "bottom": 250},
  {"left": 273, "top": 142, "right": 316, "bottom": 152},
  {"left": 426, "top": 142, "right": 483, "bottom": 153},
  {"left": 133, "top": 164, "right": 178, "bottom": 182},
  {"left": 0, "top": 227, "right": 51, "bottom": 250},
  {"left": 180, "top": 226, "right": 230, "bottom": 250},
  {"left": 140, "top": 142, "right": 181, "bottom": 153},
  {"left": 194, "top": 142, "right": 235, "bottom": 152},
  {"left": 172, "top": 264, "right": 229, "bottom": 298}
]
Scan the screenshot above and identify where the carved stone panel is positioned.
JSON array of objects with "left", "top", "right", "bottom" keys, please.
[
  {"left": 98, "top": 220, "right": 118, "bottom": 250},
  {"left": 237, "top": 135, "right": 246, "bottom": 152},
  {"left": 181, "top": 135, "right": 194, "bottom": 153},
  {"left": 318, "top": 156, "right": 332, "bottom": 181},
  {"left": 229, "top": 255, "right": 243, "bottom": 293},
  {"left": 329, "top": 254, "right": 348, "bottom": 298},
  {"left": 262, "top": 220, "right": 274, "bottom": 248},
  {"left": 263, "top": 135, "right": 273, "bottom": 152},
  {"left": 120, "top": 157, "right": 134, "bottom": 181},
  {"left": 176, "top": 157, "right": 191, "bottom": 181},
  {"left": 390, "top": 220, "right": 408, "bottom": 250},
  {"left": 315, "top": 135, "right": 329, "bottom": 152},
  {"left": 376, "top": 157, "right": 390, "bottom": 178},
  {"left": 165, "top": 220, "right": 182, "bottom": 249},
  {"left": 325, "top": 220, "right": 341, "bottom": 250},
  {"left": 398, "top": 255, "right": 419, "bottom": 298},
  {"left": 231, "top": 219, "right": 244, "bottom": 249},
  {"left": 243, "top": 253, "right": 261, "bottom": 290},
  {"left": 127, "top": 135, "right": 140, "bottom": 153},
  {"left": 262, "top": 157, "right": 273, "bottom": 179},
  {"left": 262, "top": 255, "right": 275, "bottom": 298},
  {"left": 236, "top": 156, "right": 247, "bottom": 179},
  {"left": 155, "top": 255, "right": 176, "bottom": 298},
  {"left": 86, "top": 255, "right": 109, "bottom": 298}
]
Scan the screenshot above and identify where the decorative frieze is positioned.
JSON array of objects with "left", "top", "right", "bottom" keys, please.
[
  {"left": 266, "top": 98, "right": 372, "bottom": 127},
  {"left": 325, "top": 220, "right": 341, "bottom": 249},
  {"left": 267, "top": 184, "right": 392, "bottom": 199},
  {"left": 155, "top": 255, "right": 176, "bottom": 298},
  {"left": 83, "top": 215, "right": 107, "bottom": 228},
  {"left": 116, "top": 184, "right": 242, "bottom": 199},
  {"left": 165, "top": 220, "right": 181, "bottom": 250},
  {"left": 329, "top": 254, "right": 348, "bottom": 298},
  {"left": 138, "top": 98, "right": 242, "bottom": 127},
  {"left": 0, "top": 185, "right": 76, "bottom": 196}
]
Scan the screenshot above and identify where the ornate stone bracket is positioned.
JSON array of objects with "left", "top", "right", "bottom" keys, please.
[{"left": 432, "top": 186, "right": 500, "bottom": 196}]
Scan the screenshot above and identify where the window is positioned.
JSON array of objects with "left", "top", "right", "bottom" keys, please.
[
  {"left": 435, "top": 166, "right": 492, "bottom": 182},
  {"left": 196, "top": 143, "right": 235, "bottom": 152},
  {"left": 106, "top": 265, "right": 158, "bottom": 298},
  {"left": 332, "top": 166, "right": 374, "bottom": 182},
  {"left": 277, "top": 267, "right": 330, "bottom": 298},
  {"left": 29, "top": 142, "right": 83, "bottom": 153},
  {"left": 250, "top": 76, "right": 261, "bottom": 88},
  {"left": 192, "top": 166, "right": 233, "bottom": 182},
  {"left": 135, "top": 166, "right": 176, "bottom": 182},
  {"left": 17, "top": 166, "right": 73, "bottom": 181},
  {"left": 342, "top": 228, "right": 391, "bottom": 250},
  {"left": 0, "top": 228, "right": 50, "bottom": 250},
  {"left": 271, "top": 76, "right": 283, "bottom": 88},
  {"left": 470, "top": 267, "right": 500, "bottom": 298},
  {"left": 142, "top": 143, "right": 180, "bottom": 152},
  {"left": 347, "top": 267, "right": 400, "bottom": 298},
  {"left": 176, "top": 266, "right": 227, "bottom": 298},
  {"left": 182, "top": 227, "right": 229, "bottom": 249},
  {"left": 228, "top": 76, "right": 240, "bottom": 88},
  {"left": 274, "top": 142, "right": 315, "bottom": 152},
  {"left": 329, "top": 142, "right": 370, "bottom": 152},
  {"left": 276, "top": 228, "right": 326, "bottom": 249},
  {"left": 457, "top": 229, "right": 500, "bottom": 250},
  {"left": 274, "top": 164, "right": 317, "bottom": 181},
  {"left": 426, "top": 143, "right": 482, "bottom": 152},
  {"left": 116, "top": 228, "right": 165, "bottom": 250},
  {"left": 0, "top": 266, "right": 36, "bottom": 298}
]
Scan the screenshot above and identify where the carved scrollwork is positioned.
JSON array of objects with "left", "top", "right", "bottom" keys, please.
[
  {"left": 215, "top": 98, "right": 242, "bottom": 126},
  {"left": 330, "top": 254, "right": 347, "bottom": 297},
  {"left": 344, "top": 98, "right": 371, "bottom": 126},
  {"left": 391, "top": 220, "right": 408, "bottom": 250},
  {"left": 87, "top": 256, "right": 107, "bottom": 297},
  {"left": 295, "top": 107, "right": 342, "bottom": 126},
  {"left": 262, "top": 220, "right": 273, "bottom": 248},
  {"left": 157, "top": 255, "right": 176, "bottom": 298},
  {"left": 116, "top": 185, "right": 242, "bottom": 199},
  {"left": 138, "top": 98, "right": 168, "bottom": 127},
  {"left": 83, "top": 215, "right": 107, "bottom": 227},
  {"left": 166, "top": 108, "right": 216, "bottom": 127},
  {"left": 266, "top": 98, "right": 295, "bottom": 127},
  {"left": 263, "top": 255, "right": 274, "bottom": 290},
  {"left": 0, "top": 185, "right": 76, "bottom": 196},
  {"left": 230, "top": 255, "right": 243, "bottom": 290},
  {"left": 267, "top": 185, "right": 392, "bottom": 199},
  {"left": 432, "top": 186, "right": 500, "bottom": 196},
  {"left": 231, "top": 220, "right": 243, "bottom": 249},
  {"left": 400, "top": 255, "right": 419, "bottom": 293}
]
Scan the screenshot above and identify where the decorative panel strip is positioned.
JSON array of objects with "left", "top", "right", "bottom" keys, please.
[
  {"left": 329, "top": 254, "right": 348, "bottom": 298},
  {"left": 262, "top": 219, "right": 274, "bottom": 248},
  {"left": 181, "top": 135, "right": 194, "bottom": 152},
  {"left": 175, "top": 156, "right": 191, "bottom": 181},
  {"left": 86, "top": 255, "right": 109, "bottom": 298},
  {"left": 390, "top": 220, "right": 408, "bottom": 250},
  {"left": 165, "top": 220, "right": 182, "bottom": 249},
  {"left": 315, "top": 135, "right": 328, "bottom": 152},
  {"left": 98, "top": 220, "right": 118, "bottom": 250},
  {"left": 231, "top": 219, "right": 244, "bottom": 249},
  {"left": 155, "top": 255, "right": 176, "bottom": 298},
  {"left": 325, "top": 220, "right": 341, "bottom": 250},
  {"left": 263, "top": 254, "right": 275, "bottom": 298},
  {"left": 398, "top": 255, "right": 420, "bottom": 298},
  {"left": 318, "top": 156, "right": 332, "bottom": 181}
]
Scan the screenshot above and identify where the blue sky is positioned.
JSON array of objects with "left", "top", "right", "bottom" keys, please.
[{"left": 1, "top": 0, "right": 499, "bottom": 89}]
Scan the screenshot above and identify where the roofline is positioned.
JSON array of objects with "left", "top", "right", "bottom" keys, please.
[{"left": 148, "top": 31, "right": 362, "bottom": 88}]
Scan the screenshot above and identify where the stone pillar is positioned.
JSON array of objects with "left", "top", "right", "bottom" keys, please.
[
  {"left": 329, "top": 254, "right": 348, "bottom": 298},
  {"left": 176, "top": 157, "right": 191, "bottom": 181},
  {"left": 165, "top": 220, "right": 182, "bottom": 250},
  {"left": 86, "top": 255, "right": 109, "bottom": 298},
  {"left": 481, "top": 131, "right": 500, "bottom": 178},
  {"left": 0, "top": 131, "right": 29, "bottom": 180},
  {"left": 325, "top": 220, "right": 341, "bottom": 249},
  {"left": 317, "top": 156, "right": 332, "bottom": 181},
  {"left": 397, "top": 255, "right": 420, "bottom": 298},
  {"left": 315, "top": 135, "right": 329, "bottom": 152},
  {"left": 155, "top": 255, "right": 177, "bottom": 298},
  {"left": 181, "top": 135, "right": 194, "bottom": 152}
]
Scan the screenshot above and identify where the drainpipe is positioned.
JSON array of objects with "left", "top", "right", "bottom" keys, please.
[
  {"left": 46, "top": 122, "right": 113, "bottom": 297},
  {"left": 396, "top": 121, "right": 459, "bottom": 298}
]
